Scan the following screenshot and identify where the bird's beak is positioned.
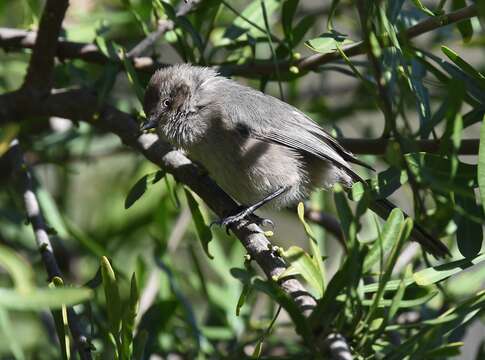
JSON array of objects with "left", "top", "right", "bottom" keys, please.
[{"left": 140, "top": 117, "right": 157, "bottom": 132}]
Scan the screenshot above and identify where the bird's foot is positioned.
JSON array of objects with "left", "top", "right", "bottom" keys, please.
[{"left": 210, "top": 206, "right": 274, "bottom": 234}]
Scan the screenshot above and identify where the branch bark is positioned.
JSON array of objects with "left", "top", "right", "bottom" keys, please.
[
  {"left": 22, "top": 0, "right": 69, "bottom": 93},
  {"left": 7, "top": 140, "right": 92, "bottom": 360}
]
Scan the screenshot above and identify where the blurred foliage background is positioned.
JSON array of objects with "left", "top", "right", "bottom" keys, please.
[{"left": 1, "top": 0, "right": 485, "bottom": 359}]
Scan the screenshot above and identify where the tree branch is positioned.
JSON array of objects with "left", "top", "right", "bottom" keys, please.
[
  {"left": 0, "top": 5, "right": 478, "bottom": 78},
  {"left": 21, "top": 0, "right": 69, "bottom": 93},
  {"left": 126, "top": 0, "right": 200, "bottom": 59},
  {"left": 7, "top": 140, "right": 92, "bottom": 360}
]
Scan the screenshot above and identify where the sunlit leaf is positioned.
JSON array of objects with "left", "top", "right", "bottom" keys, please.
[
  {"left": 364, "top": 208, "right": 404, "bottom": 273},
  {"left": 305, "top": 30, "right": 353, "bottom": 55},
  {"left": 184, "top": 189, "right": 213, "bottom": 259},
  {"left": 441, "top": 46, "right": 485, "bottom": 90},
  {"left": 125, "top": 170, "right": 165, "bottom": 209},
  {"left": 0, "top": 124, "right": 19, "bottom": 157},
  {"left": 297, "top": 202, "right": 325, "bottom": 288},
  {"left": 0, "top": 244, "right": 34, "bottom": 293},
  {"left": 279, "top": 245, "right": 323, "bottom": 297},
  {"left": 0, "top": 287, "right": 92, "bottom": 310},
  {"left": 49, "top": 277, "right": 70, "bottom": 360},
  {"left": 413, "top": 253, "right": 485, "bottom": 286},
  {"left": 478, "top": 115, "right": 485, "bottom": 217},
  {"left": 410, "top": 0, "right": 435, "bottom": 16},
  {"left": 101, "top": 256, "right": 122, "bottom": 334}
]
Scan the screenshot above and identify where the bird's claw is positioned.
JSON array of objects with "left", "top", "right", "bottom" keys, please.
[{"left": 210, "top": 208, "right": 274, "bottom": 235}]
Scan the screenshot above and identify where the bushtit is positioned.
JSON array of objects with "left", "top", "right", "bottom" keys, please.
[{"left": 142, "top": 64, "right": 448, "bottom": 257}]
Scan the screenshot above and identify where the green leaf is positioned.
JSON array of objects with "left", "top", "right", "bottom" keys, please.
[
  {"left": 101, "top": 256, "right": 122, "bottom": 334},
  {"left": 326, "top": 0, "right": 341, "bottom": 30},
  {"left": 132, "top": 329, "right": 148, "bottom": 360},
  {"left": 0, "top": 124, "right": 19, "bottom": 157},
  {"left": 362, "top": 277, "right": 415, "bottom": 293},
  {"left": 282, "top": 0, "right": 298, "bottom": 42},
  {"left": 125, "top": 170, "right": 165, "bottom": 209},
  {"left": 424, "top": 342, "right": 464, "bottom": 358},
  {"left": 441, "top": 46, "right": 485, "bottom": 91},
  {"left": 173, "top": 15, "right": 205, "bottom": 58},
  {"left": 478, "top": 115, "right": 485, "bottom": 218},
  {"left": 95, "top": 62, "right": 119, "bottom": 108},
  {"left": 452, "top": 0, "right": 473, "bottom": 42},
  {"left": 121, "top": 273, "right": 139, "bottom": 359},
  {"left": 370, "top": 166, "right": 408, "bottom": 199},
  {"left": 0, "top": 244, "right": 34, "bottom": 293},
  {"left": 235, "top": 282, "right": 252, "bottom": 316},
  {"left": 292, "top": 15, "right": 316, "bottom": 45},
  {"left": 49, "top": 278, "right": 70, "bottom": 360},
  {"left": 388, "top": 266, "right": 411, "bottom": 320},
  {"left": 94, "top": 34, "right": 119, "bottom": 61},
  {"left": 120, "top": 47, "right": 145, "bottom": 106},
  {"left": 223, "top": 0, "right": 280, "bottom": 40},
  {"left": 121, "top": 0, "right": 150, "bottom": 35},
  {"left": 364, "top": 208, "right": 405, "bottom": 272},
  {"left": 454, "top": 193, "right": 483, "bottom": 258},
  {"left": 410, "top": 0, "right": 435, "bottom": 16},
  {"left": 309, "top": 246, "right": 366, "bottom": 330},
  {"left": 0, "top": 307, "right": 25, "bottom": 360},
  {"left": 184, "top": 189, "right": 213, "bottom": 259},
  {"left": 364, "top": 217, "right": 413, "bottom": 327},
  {"left": 36, "top": 185, "right": 70, "bottom": 239},
  {"left": 0, "top": 287, "right": 92, "bottom": 310},
  {"left": 409, "top": 59, "right": 431, "bottom": 137},
  {"left": 297, "top": 202, "right": 325, "bottom": 288},
  {"left": 305, "top": 30, "right": 353, "bottom": 55},
  {"left": 279, "top": 246, "right": 324, "bottom": 297},
  {"left": 405, "top": 153, "right": 477, "bottom": 198},
  {"left": 388, "top": 290, "right": 485, "bottom": 359},
  {"left": 333, "top": 183, "right": 357, "bottom": 244},
  {"left": 359, "top": 289, "right": 438, "bottom": 308},
  {"left": 413, "top": 253, "right": 485, "bottom": 286}
]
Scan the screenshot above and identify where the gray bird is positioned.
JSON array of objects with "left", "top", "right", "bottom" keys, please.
[{"left": 142, "top": 64, "right": 448, "bottom": 257}]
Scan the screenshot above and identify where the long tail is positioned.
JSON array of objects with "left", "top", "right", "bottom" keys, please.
[{"left": 369, "top": 198, "right": 450, "bottom": 258}]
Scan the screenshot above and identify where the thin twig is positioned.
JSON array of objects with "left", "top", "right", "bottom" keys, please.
[
  {"left": 8, "top": 140, "right": 92, "bottom": 360},
  {"left": 126, "top": 0, "right": 200, "bottom": 59}
]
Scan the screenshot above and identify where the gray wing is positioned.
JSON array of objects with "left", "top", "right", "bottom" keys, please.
[{"left": 212, "top": 80, "right": 371, "bottom": 182}]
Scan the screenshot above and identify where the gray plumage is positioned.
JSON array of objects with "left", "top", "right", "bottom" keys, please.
[
  {"left": 143, "top": 64, "right": 367, "bottom": 208},
  {"left": 143, "top": 64, "right": 449, "bottom": 257}
]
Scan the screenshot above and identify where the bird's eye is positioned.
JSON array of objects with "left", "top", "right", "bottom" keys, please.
[{"left": 162, "top": 99, "right": 171, "bottom": 109}]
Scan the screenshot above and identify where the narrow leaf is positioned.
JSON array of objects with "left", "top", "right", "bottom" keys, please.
[
  {"left": 279, "top": 246, "right": 324, "bottom": 297},
  {"left": 413, "top": 253, "right": 485, "bottom": 286},
  {"left": 0, "top": 288, "right": 92, "bottom": 310},
  {"left": 101, "top": 256, "right": 122, "bottom": 334},
  {"left": 125, "top": 170, "right": 164, "bottom": 209},
  {"left": 184, "top": 189, "right": 213, "bottom": 259},
  {"left": 478, "top": 115, "right": 485, "bottom": 217}
]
